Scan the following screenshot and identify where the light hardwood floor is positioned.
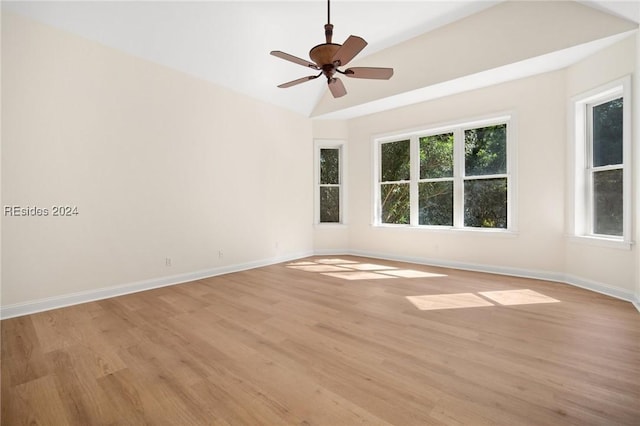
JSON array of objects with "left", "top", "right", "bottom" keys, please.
[{"left": 2, "top": 256, "right": 639, "bottom": 425}]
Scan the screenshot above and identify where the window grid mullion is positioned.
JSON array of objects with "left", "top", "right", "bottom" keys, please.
[
  {"left": 410, "top": 136, "right": 419, "bottom": 226},
  {"left": 453, "top": 128, "right": 465, "bottom": 228},
  {"left": 419, "top": 177, "right": 455, "bottom": 183},
  {"left": 592, "top": 164, "right": 623, "bottom": 172},
  {"left": 463, "top": 173, "right": 508, "bottom": 181}
]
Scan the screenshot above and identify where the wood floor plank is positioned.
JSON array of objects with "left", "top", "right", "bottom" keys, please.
[
  {"left": 1, "top": 316, "right": 49, "bottom": 387},
  {"left": 4, "top": 375, "right": 72, "bottom": 426},
  {"left": 2, "top": 255, "right": 639, "bottom": 425}
]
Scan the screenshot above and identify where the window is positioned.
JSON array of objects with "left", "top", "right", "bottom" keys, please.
[
  {"left": 315, "top": 140, "right": 346, "bottom": 224},
  {"left": 419, "top": 133, "right": 453, "bottom": 226},
  {"left": 571, "top": 77, "right": 630, "bottom": 245},
  {"left": 463, "top": 125, "right": 508, "bottom": 228},
  {"left": 375, "top": 116, "right": 512, "bottom": 230},
  {"left": 380, "top": 140, "right": 410, "bottom": 224}
]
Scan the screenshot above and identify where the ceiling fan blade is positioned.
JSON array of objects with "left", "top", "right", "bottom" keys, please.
[
  {"left": 344, "top": 67, "right": 394, "bottom": 80},
  {"left": 270, "top": 51, "right": 320, "bottom": 70},
  {"left": 277, "top": 74, "right": 321, "bottom": 88},
  {"left": 328, "top": 78, "right": 347, "bottom": 98},
  {"left": 332, "top": 35, "right": 367, "bottom": 67}
]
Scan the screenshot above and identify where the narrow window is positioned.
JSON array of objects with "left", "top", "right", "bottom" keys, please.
[
  {"left": 319, "top": 148, "right": 341, "bottom": 223},
  {"left": 315, "top": 140, "right": 346, "bottom": 225},
  {"left": 571, "top": 76, "right": 630, "bottom": 245}
]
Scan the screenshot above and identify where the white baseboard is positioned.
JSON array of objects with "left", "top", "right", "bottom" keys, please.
[
  {"left": 562, "top": 274, "right": 636, "bottom": 304},
  {"left": 2, "top": 248, "right": 637, "bottom": 319},
  {"left": 0, "top": 250, "right": 313, "bottom": 320},
  {"left": 319, "top": 248, "right": 638, "bottom": 307},
  {"left": 348, "top": 249, "right": 567, "bottom": 282}
]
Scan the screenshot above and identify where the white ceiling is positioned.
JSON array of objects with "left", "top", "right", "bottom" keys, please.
[{"left": 3, "top": 1, "right": 639, "bottom": 119}]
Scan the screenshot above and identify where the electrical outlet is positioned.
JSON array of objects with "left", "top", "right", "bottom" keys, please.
[
  {"left": 218, "top": 250, "right": 224, "bottom": 259},
  {"left": 165, "top": 257, "right": 172, "bottom": 267}
]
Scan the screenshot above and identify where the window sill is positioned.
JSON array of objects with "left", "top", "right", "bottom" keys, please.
[
  {"left": 567, "top": 235, "right": 632, "bottom": 250},
  {"left": 371, "top": 224, "right": 519, "bottom": 237}
]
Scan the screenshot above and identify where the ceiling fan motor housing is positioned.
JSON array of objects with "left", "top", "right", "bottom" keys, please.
[{"left": 310, "top": 43, "right": 341, "bottom": 77}]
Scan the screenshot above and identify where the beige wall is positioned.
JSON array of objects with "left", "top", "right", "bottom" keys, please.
[
  {"left": 345, "top": 70, "right": 566, "bottom": 276},
  {"left": 2, "top": 12, "right": 313, "bottom": 308},
  {"left": 564, "top": 35, "right": 637, "bottom": 295},
  {"left": 315, "top": 35, "right": 637, "bottom": 301}
]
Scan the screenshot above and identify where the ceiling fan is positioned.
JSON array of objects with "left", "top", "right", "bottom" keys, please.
[{"left": 270, "top": 0, "right": 394, "bottom": 98}]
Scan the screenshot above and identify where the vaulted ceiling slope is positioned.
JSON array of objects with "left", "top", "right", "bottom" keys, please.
[
  {"left": 3, "top": 1, "right": 638, "bottom": 120},
  {"left": 313, "top": 1, "right": 638, "bottom": 118}
]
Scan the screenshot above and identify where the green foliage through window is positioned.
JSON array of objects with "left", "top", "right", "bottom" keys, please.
[
  {"left": 320, "top": 149, "right": 340, "bottom": 184},
  {"left": 420, "top": 133, "right": 453, "bottom": 179},
  {"left": 381, "top": 140, "right": 410, "bottom": 182},
  {"left": 590, "top": 97, "right": 623, "bottom": 236},
  {"left": 592, "top": 98, "right": 623, "bottom": 167},
  {"left": 465, "top": 124, "right": 506, "bottom": 176},
  {"left": 381, "top": 183, "right": 410, "bottom": 224},
  {"left": 319, "top": 147, "right": 341, "bottom": 223},
  {"left": 380, "top": 140, "right": 410, "bottom": 224},
  {"left": 377, "top": 120, "right": 509, "bottom": 229},
  {"left": 464, "top": 178, "right": 507, "bottom": 228},
  {"left": 320, "top": 186, "right": 340, "bottom": 223},
  {"left": 419, "top": 181, "right": 453, "bottom": 226}
]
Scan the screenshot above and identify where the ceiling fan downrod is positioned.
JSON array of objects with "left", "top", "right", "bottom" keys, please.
[{"left": 325, "top": 0, "right": 333, "bottom": 44}]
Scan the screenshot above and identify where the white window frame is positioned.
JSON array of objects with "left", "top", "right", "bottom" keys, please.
[
  {"left": 372, "top": 114, "right": 516, "bottom": 232},
  {"left": 314, "top": 139, "right": 347, "bottom": 226},
  {"left": 569, "top": 76, "right": 631, "bottom": 249}
]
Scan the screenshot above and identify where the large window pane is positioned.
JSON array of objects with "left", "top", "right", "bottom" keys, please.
[
  {"left": 593, "top": 169, "right": 622, "bottom": 236},
  {"left": 320, "top": 148, "right": 339, "bottom": 184},
  {"left": 465, "top": 125, "right": 507, "bottom": 176},
  {"left": 419, "top": 181, "right": 453, "bottom": 226},
  {"left": 320, "top": 186, "right": 340, "bottom": 223},
  {"left": 381, "top": 183, "right": 410, "bottom": 224},
  {"left": 593, "top": 98, "right": 623, "bottom": 167},
  {"left": 464, "top": 178, "right": 507, "bottom": 228},
  {"left": 420, "top": 133, "right": 453, "bottom": 179},
  {"left": 381, "top": 140, "right": 410, "bottom": 182}
]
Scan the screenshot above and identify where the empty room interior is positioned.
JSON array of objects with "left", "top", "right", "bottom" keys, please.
[{"left": 2, "top": 0, "right": 640, "bottom": 425}]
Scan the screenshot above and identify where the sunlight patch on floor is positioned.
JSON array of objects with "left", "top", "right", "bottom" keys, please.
[
  {"left": 380, "top": 269, "right": 447, "bottom": 278},
  {"left": 345, "top": 263, "right": 397, "bottom": 271},
  {"left": 286, "top": 261, "right": 317, "bottom": 266},
  {"left": 287, "top": 265, "right": 351, "bottom": 273},
  {"left": 321, "top": 271, "right": 396, "bottom": 280},
  {"left": 286, "top": 258, "right": 448, "bottom": 281},
  {"left": 407, "top": 289, "right": 561, "bottom": 311},
  {"left": 407, "top": 293, "right": 494, "bottom": 310},
  {"left": 479, "top": 289, "right": 560, "bottom": 305},
  {"left": 314, "top": 258, "right": 359, "bottom": 264}
]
